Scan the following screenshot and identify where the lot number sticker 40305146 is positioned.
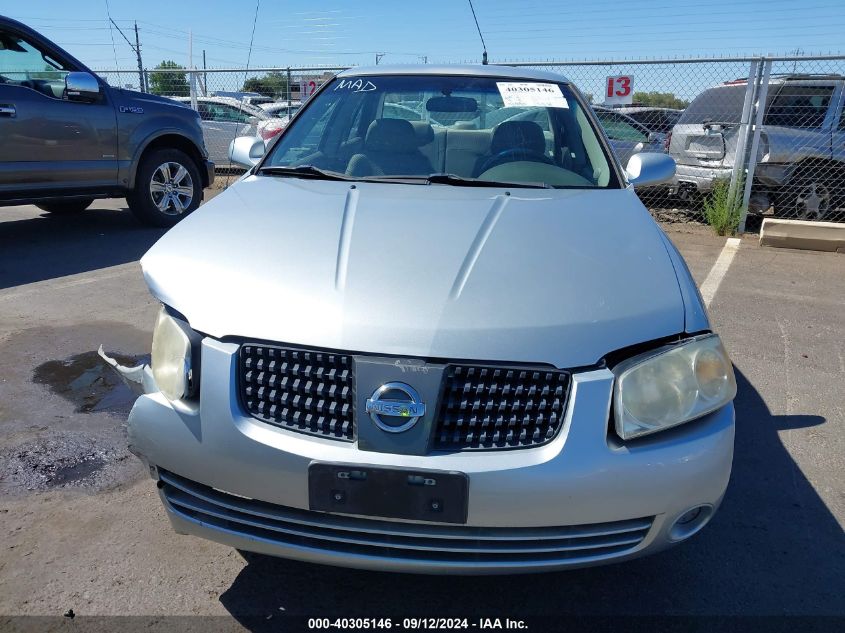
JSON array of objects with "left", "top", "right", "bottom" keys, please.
[{"left": 496, "top": 82, "right": 569, "bottom": 108}]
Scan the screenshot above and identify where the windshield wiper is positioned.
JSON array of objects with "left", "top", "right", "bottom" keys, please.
[
  {"left": 257, "top": 167, "right": 552, "bottom": 189},
  {"left": 425, "top": 174, "right": 553, "bottom": 189},
  {"left": 257, "top": 165, "right": 353, "bottom": 181}
]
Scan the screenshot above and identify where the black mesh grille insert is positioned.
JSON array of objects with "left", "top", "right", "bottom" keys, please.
[
  {"left": 239, "top": 344, "right": 354, "bottom": 441},
  {"left": 435, "top": 365, "right": 570, "bottom": 450}
]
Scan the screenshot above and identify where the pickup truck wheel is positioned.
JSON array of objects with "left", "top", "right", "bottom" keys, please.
[
  {"left": 35, "top": 199, "right": 94, "bottom": 214},
  {"left": 777, "top": 171, "right": 836, "bottom": 221},
  {"left": 127, "top": 149, "right": 202, "bottom": 227},
  {"left": 793, "top": 181, "right": 831, "bottom": 221}
]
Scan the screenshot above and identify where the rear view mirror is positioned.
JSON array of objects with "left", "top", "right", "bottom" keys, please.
[
  {"left": 426, "top": 96, "right": 478, "bottom": 113},
  {"left": 65, "top": 72, "right": 100, "bottom": 103},
  {"left": 625, "top": 152, "right": 675, "bottom": 188},
  {"left": 229, "top": 136, "right": 265, "bottom": 168}
]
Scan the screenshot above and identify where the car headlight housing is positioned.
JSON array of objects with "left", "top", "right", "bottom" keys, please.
[
  {"left": 151, "top": 306, "right": 199, "bottom": 401},
  {"left": 613, "top": 334, "right": 736, "bottom": 440}
]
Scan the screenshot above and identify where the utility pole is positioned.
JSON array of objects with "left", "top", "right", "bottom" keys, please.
[
  {"left": 189, "top": 29, "right": 197, "bottom": 109},
  {"left": 133, "top": 22, "right": 145, "bottom": 92},
  {"left": 109, "top": 18, "right": 145, "bottom": 92},
  {"left": 202, "top": 49, "right": 207, "bottom": 97}
]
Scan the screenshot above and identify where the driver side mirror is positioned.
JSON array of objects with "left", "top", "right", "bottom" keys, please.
[
  {"left": 229, "top": 136, "right": 265, "bottom": 168},
  {"left": 65, "top": 72, "right": 100, "bottom": 103},
  {"left": 625, "top": 152, "right": 675, "bottom": 188}
]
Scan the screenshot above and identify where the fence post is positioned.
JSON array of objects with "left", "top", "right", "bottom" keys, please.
[
  {"left": 738, "top": 58, "right": 772, "bottom": 233},
  {"left": 287, "top": 67, "right": 292, "bottom": 106},
  {"left": 728, "top": 59, "right": 760, "bottom": 213},
  {"left": 189, "top": 69, "right": 198, "bottom": 110}
]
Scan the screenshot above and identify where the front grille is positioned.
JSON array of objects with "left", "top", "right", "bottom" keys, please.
[
  {"left": 239, "top": 344, "right": 354, "bottom": 441},
  {"left": 435, "top": 365, "right": 570, "bottom": 450},
  {"left": 160, "top": 470, "right": 653, "bottom": 568}
]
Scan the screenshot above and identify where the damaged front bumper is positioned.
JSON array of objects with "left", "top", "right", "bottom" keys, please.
[{"left": 97, "top": 345, "right": 157, "bottom": 396}]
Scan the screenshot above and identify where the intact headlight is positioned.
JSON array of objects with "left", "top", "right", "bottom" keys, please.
[
  {"left": 613, "top": 334, "right": 736, "bottom": 440},
  {"left": 151, "top": 306, "right": 199, "bottom": 401}
]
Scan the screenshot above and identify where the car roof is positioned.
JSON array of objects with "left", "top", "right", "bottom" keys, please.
[
  {"left": 723, "top": 74, "right": 844, "bottom": 87},
  {"left": 337, "top": 64, "right": 571, "bottom": 84},
  {"left": 172, "top": 96, "right": 254, "bottom": 106}
]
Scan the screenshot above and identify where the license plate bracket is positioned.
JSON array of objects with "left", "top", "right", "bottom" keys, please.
[{"left": 308, "top": 463, "right": 468, "bottom": 524}]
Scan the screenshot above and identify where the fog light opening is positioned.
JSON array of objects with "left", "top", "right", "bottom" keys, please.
[{"left": 669, "top": 504, "right": 713, "bottom": 541}]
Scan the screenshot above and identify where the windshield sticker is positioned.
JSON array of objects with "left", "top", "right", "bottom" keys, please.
[
  {"left": 334, "top": 78, "right": 377, "bottom": 93},
  {"left": 496, "top": 82, "right": 568, "bottom": 108}
]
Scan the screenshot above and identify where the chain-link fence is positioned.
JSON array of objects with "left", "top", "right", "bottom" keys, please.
[
  {"left": 97, "top": 55, "right": 845, "bottom": 229},
  {"left": 97, "top": 66, "right": 345, "bottom": 169},
  {"left": 506, "top": 56, "right": 845, "bottom": 228}
]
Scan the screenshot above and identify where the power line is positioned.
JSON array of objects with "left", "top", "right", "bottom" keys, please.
[
  {"left": 226, "top": 0, "right": 261, "bottom": 189},
  {"left": 103, "top": 0, "right": 122, "bottom": 85},
  {"left": 104, "top": 17, "right": 145, "bottom": 91}
]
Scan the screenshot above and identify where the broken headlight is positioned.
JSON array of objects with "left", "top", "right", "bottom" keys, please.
[
  {"left": 151, "top": 306, "right": 200, "bottom": 401},
  {"left": 612, "top": 334, "right": 736, "bottom": 440}
]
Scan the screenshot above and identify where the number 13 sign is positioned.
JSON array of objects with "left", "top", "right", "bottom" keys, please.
[{"left": 605, "top": 75, "right": 633, "bottom": 105}]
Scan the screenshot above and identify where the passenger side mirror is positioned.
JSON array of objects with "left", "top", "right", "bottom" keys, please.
[
  {"left": 625, "top": 152, "right": 675, "bottom": 188},
  {"left": 229, "top": 136, "right": 265, "bottom": 168},
  {"left": 65, "top": 72, "right": 100, "bottom": 103}
]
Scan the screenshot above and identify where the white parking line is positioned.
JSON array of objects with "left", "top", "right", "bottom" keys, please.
[
  {"left": 0, "top": 262, "right": 140, "bottom": 302},
  {"left": 699, "top": 237, "right": 741, "bottom": 308}
]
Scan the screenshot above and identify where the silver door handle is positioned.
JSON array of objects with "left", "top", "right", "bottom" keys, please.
[{"left": 0, "top": 105, "right": 16, "bottom": 117}]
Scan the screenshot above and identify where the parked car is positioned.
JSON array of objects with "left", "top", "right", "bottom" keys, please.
[
  {"left": 172, "top": 97, "right": 287, "bottom": 166},
  {"left": 259, "top": 100, "right": 302, "bottom": 118},
  {"left": 104, "top": 65, "right": 737, "bottom": 575},
  {"left": 592, "top": 106, "right": 667, "bottom": 166},
  {"left": 612, "top": 106, "right": 682, "bottom": 134},
  {"left": 669, "top": 75, "right": 845, "bottom": 219},
  {"left": 0, "top": 16, "right": 213, "bottom": 227},
  {"left": 212, "top": 90, "right": 274, "bottom": 107}
]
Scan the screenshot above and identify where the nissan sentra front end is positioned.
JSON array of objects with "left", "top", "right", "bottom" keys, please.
[
  {"left": 126, "top": 329, "right": 734, "bottom": 573},
  {"left": 117, "top": 65, "right": 736, "bottom": 574}
]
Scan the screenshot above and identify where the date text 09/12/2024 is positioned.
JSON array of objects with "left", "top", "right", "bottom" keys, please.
[{"left": 307, "top": 618, "right": 528, "bottom": 630}]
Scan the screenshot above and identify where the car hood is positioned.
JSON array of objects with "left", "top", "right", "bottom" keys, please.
[
  {"left": 115, "top": 88, "right": 185, "bottom": 109},
  {"left": 141, "top": 177, "right": 687, "bottom": 368}
]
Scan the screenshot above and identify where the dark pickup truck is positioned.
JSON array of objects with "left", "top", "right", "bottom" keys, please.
[{"left": 0, "top": 15, "right": 213, "bottom": 227}]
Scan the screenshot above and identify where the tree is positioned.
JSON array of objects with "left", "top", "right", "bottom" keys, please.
[
  {"left": 631, "top": 91, "right": 689, "bottom": 109},
  {"left": 149, "top": 61, "right": 189, "bottom": 96},
  {"left": 242, "top": 71, "right": 289, "bottom": 98}
]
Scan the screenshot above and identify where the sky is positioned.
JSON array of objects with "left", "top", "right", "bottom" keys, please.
[{"left": 6, "top": 0, "right": 845, "bottom": 72}]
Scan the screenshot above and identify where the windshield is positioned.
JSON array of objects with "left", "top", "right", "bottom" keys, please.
[
  {"left": 678, "top": 84, "right": 749, "bottom": 125},
  {"left": 262, "top": 74, "right": 618, "bottom": 189}
]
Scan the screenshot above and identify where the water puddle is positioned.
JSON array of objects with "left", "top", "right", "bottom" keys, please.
[{"left": 33, "top": 350, "right": 149, "bottom": 415}]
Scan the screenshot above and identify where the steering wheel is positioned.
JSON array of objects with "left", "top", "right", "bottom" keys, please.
[{"left": 476, "top": 148, "right": 555, "bottom": 177}]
